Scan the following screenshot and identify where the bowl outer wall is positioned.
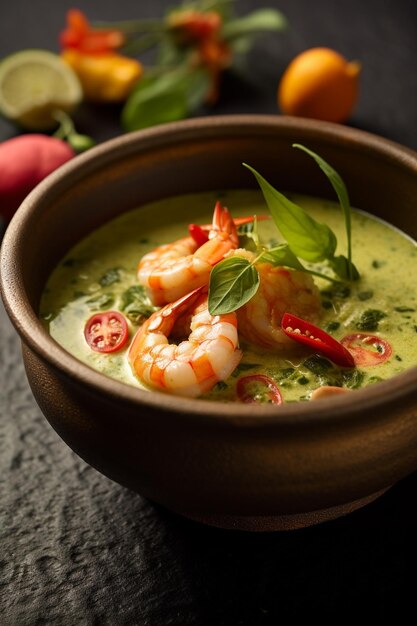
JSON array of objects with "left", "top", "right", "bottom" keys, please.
[{"left": 2, "top": 115, "right": 417, "bottom": 517}]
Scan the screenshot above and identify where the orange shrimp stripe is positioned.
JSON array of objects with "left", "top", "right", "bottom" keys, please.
[{"left": 191, "top": 352, "right": 216, "bottom": 383}]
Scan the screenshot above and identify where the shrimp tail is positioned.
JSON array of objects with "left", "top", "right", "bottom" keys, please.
[
  {"left": 210, "top": 201, "right": 239, "bottom": 248},
  {"left": 195, "top": 202, "right": 238, "bottom": 265},
  {"left": 189, "top": 213, "right": 270, "bottom": 246},
  {"left": 147, "top": 286, "right": 206, "bottom": 335}
]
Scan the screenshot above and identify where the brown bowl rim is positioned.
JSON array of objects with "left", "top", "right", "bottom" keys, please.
[{"left": 2, "top": 114, "right": 417, "bottom": 429}]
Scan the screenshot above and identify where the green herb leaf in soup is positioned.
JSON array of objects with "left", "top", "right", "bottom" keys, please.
[
  {"left": 292, "top": 143, "right": 359, "bottom": 280},
  {"left": 243, "top": 163, "right": 337, "bottom": 263},
  {"left": 208, "top": 256, "right": 260, "bottom": 315}
]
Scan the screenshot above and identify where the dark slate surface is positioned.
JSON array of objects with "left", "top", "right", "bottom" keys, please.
[{"left": 1, "top": 1, "right": 417, "bottom": 623}]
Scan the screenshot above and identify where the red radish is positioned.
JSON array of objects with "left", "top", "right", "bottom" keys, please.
[{"left": 0, "top": 134, "right": 75, "bottom": 222}]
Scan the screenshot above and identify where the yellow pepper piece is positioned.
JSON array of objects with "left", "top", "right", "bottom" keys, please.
[{"left": 61, "top": 49, "right": 143, "bottom": 102}]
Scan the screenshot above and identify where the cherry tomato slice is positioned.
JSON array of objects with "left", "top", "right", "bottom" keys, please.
[
  {"left": 281, "top": 312, "right": 355, "bottom": 368},
  {"left": 340, "top": 333, "right": 392, "bottom": 366},
  {"left": 84, "top": 311, "right": 129, "bottom": 353},
  {"left": 237, "top": 374, "right": 283, "bottom": 405}
]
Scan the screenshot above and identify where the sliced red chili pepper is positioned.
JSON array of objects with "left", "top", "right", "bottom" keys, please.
[
  {"left": 236, "top": 374, "right": 283, "bottom": 405},
  {"left": 84, "top": 311, "right": 129, "bottom": 353},
  {"left": 340, "top": 333, "right": 392, "bottom": 366},
  {"left": 281, "top": 312, "right": 355, "bottom": 368}
]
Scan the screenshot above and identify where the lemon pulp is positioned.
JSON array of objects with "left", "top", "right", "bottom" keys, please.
[{"left": 0, "top": 49, "right": 83, "bottom": 130}]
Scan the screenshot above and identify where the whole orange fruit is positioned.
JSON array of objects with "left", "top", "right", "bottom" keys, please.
[{"left": 278, "top": 47, "right": 361, "bottom": 123}]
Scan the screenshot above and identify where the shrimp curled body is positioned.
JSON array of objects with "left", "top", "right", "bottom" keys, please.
[
  {"left": 231, "top": 250, "right": 321, "bottom": 350},
  {"left": 128, "top": 287, "right": 242, "bottom": 397},
  {"left": 138, "top": 201, "right": 238, "bottom": 306}
]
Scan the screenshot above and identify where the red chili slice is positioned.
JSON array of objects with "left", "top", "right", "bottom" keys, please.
[
  {"left": 84, "top": 311, "right": 129, "bottom": 353},
  {"left": 236, "top": 374, "right": 283, "bottom": 405},
  {"left": 340, "top": 333, "right": 392, "bottom": 366},
  {"left": 281, "top": 312, "right": 355, "bottom": 368},
  {"left": 188, "top": 223, "right": 208, "bottom": 247}
]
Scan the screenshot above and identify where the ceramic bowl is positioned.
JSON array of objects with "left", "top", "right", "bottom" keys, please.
[{"left": 2, "top": 115, "right": 417, "bottom": 531}]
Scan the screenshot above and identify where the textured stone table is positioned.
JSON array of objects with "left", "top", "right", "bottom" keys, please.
[{"left": 1, "top": 1, "right": 417, "bottom": 623}]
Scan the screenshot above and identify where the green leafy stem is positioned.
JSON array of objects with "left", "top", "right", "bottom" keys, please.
[{"left": 208, "top": 144, "right": 360, "bottom": 315}]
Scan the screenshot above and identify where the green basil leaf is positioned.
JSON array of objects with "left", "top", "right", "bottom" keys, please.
[
  {"left": 120, "top": 284, "right": 158, "bottom": 324},
  {"left": 243, "top": 163, "right": 337, "bottom": 263},
  {"left": 222, "top": 9, "right": 288, "bottom": 40},
  {"left": 208, "top": 257, "right": 260, "bottom": 315},
  {"left": 293, "top": 143, "right": 358, "bottom": 279},
  {"left": 329, "top": 255, "right": 360, "bottom": 281},
  {"left": 261, "top": 244, "right": 339, "bottom": 283},
  {"left": 260, "top": 244, "right": 305, "bottom": 270},
  {"left": 122, "top": 68, "right": 210, "bottom": 132}
]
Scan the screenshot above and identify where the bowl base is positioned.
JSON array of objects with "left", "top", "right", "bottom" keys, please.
[{"left": 180, "top": 487, "right": 389, "bottom": 531}]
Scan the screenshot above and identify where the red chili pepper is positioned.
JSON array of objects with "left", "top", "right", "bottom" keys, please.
[
  {"left": 60, "top": 9, "right": 125, "bottom": 55},
  {"left": 340, "top": 333, "right": 392, "bottom": 366},
  {"left": 188, "top": 223, "right": 208, "bottom": 246},
  {"left": 236, "top": 374, "right": 283, "bottom": 404},
  {"left": 281, "top": 312, "right": 355, "bottom": 368}
]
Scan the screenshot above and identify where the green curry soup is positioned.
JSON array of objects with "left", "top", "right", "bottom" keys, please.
[{"left": 40, "top": 190, "right": 417, "bottom": 403}]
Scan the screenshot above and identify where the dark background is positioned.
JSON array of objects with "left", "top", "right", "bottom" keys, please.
[{"left": 1, "top": 1, "right": 417, "bottom": 623}]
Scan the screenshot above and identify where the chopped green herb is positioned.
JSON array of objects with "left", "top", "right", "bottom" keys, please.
[
  {"left": 321, "top": 284, "right": 350, "bottom": 299},
  {"left": 303, "top": 355, "right": 333, "bottom": 375},
  {"left": 298, "top": 376, "right": 309, "bottom": 385},
  {"left": 395, "top": 355, "right": 403, "bottom": 362},
  {"left": 321, "top": 300, "right": 333, "bottom": 310},
  {"left": 355, "top": 309, "right": 386, "bottom": 331},
  {"left": 214, "top": 381, "right": 228, "bottom": 392},
  {"left": 372, "top": 260, "right": 384, "bottom": 269},
  {"left": 358, "top": 290, "right": 374, "bottom": 301},
  {"left": 394, "top": 306, "right": 415, "bottom": 313},
  {"left": 279, "top": 367, "right": 295, "bottom": 378},
  {"left": 120, "top": 285, "right": 158, "bottom": 324},
  {"left": 325, "top": 321, "right": 340, "bottom": 332},
  {"left": 342, "top": 369, "right": 365, "bottom": 389},
  {"left": 99, "top": 267, "right": 121, "bottom": 287}
]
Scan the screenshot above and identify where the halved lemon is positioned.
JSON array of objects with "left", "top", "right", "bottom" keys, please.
[{"left": 0, "top": 49, "right": 83, "bottom": 130}]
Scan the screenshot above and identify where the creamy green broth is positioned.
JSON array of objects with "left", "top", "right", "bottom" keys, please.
[{"left": 40, "top": 190, "right": 417, "bottom": 402}]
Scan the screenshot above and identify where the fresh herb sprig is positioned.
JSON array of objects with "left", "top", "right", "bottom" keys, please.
[
  {"left": 208, "top": 145, "right": 359, "bottom": 315},
  {"left": 292, "top": 144, "right": 359, "bottom": 280}
]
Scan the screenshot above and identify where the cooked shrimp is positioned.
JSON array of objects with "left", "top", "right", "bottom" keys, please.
[
  {"left": 138, "top": 201, "right": 238, "bottom": 306},
  {"left": 231, "top": 250, "right": 321, "bottom": 350},
  {"left": 310, "top": 386, "right": 350, "bottom": 401},
  {"left": 128, "top": 286, "right": 242, "bottom": 397}
]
